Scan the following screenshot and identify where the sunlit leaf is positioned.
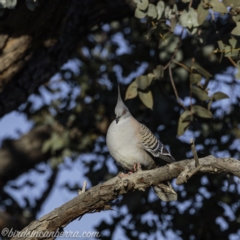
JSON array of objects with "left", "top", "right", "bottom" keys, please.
[
  {"left": 197, "top": 2, "right": 209, "bottom": 25},
  {"left": 229, "top": 38, "right": 237, "bottom": 48},
  {"left": 231, "top": 22, "right": 240, "bottom": 36},
  {"left": 217, "top": 40, "right": 224, "bottom": 50},
  {"left": 179, "top": 8, "right": 199, "bottom": 29},
  {"left": 235, "top": 60, "right": 240, "bottom": 80},
  {"left": 136, "top": 75, "right": 149, "bottom": 90},
  {"left": 222, "top": 0, "right": 238, "bottom": 7},
  {"left": 137, "top": 0, "right": 149, "bottom": 11},
  {"left": 192, "top": 105, "right": 213, "bottom": 118},
  {"left": 147, "top": 73, "right": 155, "bottom": 85},
  {"left": 232, "top": 15, "right": 240, "bottom": 23},
  {"left": 147, "top": 4, "right": 158, "bottom": 18},
  {"left": 125, "top": 81, "right": 138, "bottom": 100},
  {"left": 156, "top": 1, "right": 165, "bottom": 20},
  {"left": 139, "top": 91, "right": 153, "bottom": 109},
  {"left": 135, "top": 8, "right": 147, "bottom": 19},
  {"left": 210, "top": 0, "right": 228, "bottom": 13}
]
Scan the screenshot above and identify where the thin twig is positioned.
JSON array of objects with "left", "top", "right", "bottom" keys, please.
[
  {"left": 210, "top": 8, "right": 237, "bottom": 69},
  {"left": 172, "top": 60, "right": 191, "bottom": 72},
  {"left": 78, "top": 181, "right": 87, "bottom": 195},
  {"left": 168, "top": 64, "right": 186, "bottom": 110},
  {"left": 190, "top": 139, "right": 200, "bottom": 167},
  {"left": 164, "top": 36, "right": 182, "bottom": 70},
  {"left": 188, "top": 0, "right": 193, "bottom": 8},
  {"left": 228, "top": 57, "right": 237, "bottom": 67},
  {"left": 189, "top": 58, "right": 195, "bottom": 112}
]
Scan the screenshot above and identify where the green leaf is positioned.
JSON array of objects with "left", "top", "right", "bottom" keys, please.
[
  {"left": 231, "top": 22, "right": 240, "bottom": 36},
  {"left": 217, "top": 40, "right": 224, "bottom": 50},
  {"left": 192, "top": 86, "right": 210, "bottom": 101},
  {"left": 147, "top": 4, "right": 158, "bottom": 18},
  {"left": 51, "top": 132, "right": 65, "bottom": 153},
  {"left": 223, "top": 45, "right": 232, "bottom": 57},
  {"left": 136, "top": 75, "right": 149, "bottom": 90},
  {"left": 232, "top": 15, "right": 240, "bottom": 23},
  {"left": 125, "top": 81, "right": 138, "bottom": 100},
  {"left": 192, "top": 105, "right": 213, "bottom": 118},
  {"left": 177, "top": 110, "right": 192, "bottom": 136},
  {"left": 135, "top": 8, "right": 147, "bottom": 19},
  {"left": 137, "top": 0, "right": 149, "bottom": 11},
  {"left": 190, "top": 73, "right": 202, "bottom": 84},
  {"left": 197, "top": 2, "right": 209, "bottom": 25},
  {"left": 147, "top": 73, "right": 155, "bottom": 85},
  {"left": 139, "top": 91, "right": 153, "bottom": 109},
  {"left": 42, "top": 139, "right": 53, "bottom": 153},
  {"left": 213, "top": 92, "right": 229, "bottom": 100},
  {"left": 210, "top": 0, "right": 228, "bottom": 13},
  {"left": 156, "top": 1, "right": 165, "bottom": 20},
  {"left": 170, "top": 17, "right": 177, "bottom": 32},
  {"left": 6, "top": 0, "right": 17, "bottom": 9},
  {"left": 235, "top": 61, "right": 240, "bottom": 80},
  {"left": 222, "top": 0, "right": 238, "bottom": 8},
  {"left": 153, "top": 65, "right": 164, "bottom": 80},
  {"left": 229, "top": 38, "right": 237, "bottom": 48},
  {"left": 192, "top": 62, "right": 212, "bottom": 79},
  {"left": 208, "top": 96, "right": 214, "bottom": 110},
  {"left": 179, "top": 8, "right": 199, "bottom": 29}
]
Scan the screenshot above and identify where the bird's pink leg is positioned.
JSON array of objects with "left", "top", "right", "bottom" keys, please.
[
  {"left": 133, "top": 163, "right": 142, "bottom": 172},
  {"left": 118, "top": 163, "right": 142, "bottom": 178}
]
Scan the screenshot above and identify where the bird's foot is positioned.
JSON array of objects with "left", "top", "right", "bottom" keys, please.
[
  {"left": 118, "top": 172, "right": 133, "bottom": 178},
  {"left": 133, "top": 163, "right": 142, "bottom": 172}
]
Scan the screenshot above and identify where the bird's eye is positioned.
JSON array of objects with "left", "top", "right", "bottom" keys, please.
[{"left": 122, "top": 109, "right": 127, "bottom": 115}]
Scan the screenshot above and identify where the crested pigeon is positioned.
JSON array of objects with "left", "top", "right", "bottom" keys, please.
[{"left": 106, "top": 86, "right": 177, "bottom": 201}]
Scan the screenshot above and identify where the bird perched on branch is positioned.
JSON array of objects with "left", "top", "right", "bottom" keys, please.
[{"left": 106, "top": 86, "right": 177, "bottom": 201}]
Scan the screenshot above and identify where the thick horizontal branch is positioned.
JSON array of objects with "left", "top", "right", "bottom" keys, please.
[{"left": 11, "top": 155, "right": 240, "bottom": 240}]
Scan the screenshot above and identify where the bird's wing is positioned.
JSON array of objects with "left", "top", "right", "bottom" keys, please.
[{"left": 140, "top": 124, "right": 175, "bottom": 162}]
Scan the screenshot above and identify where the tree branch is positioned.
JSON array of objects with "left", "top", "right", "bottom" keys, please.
[
  {"left": 0, "top": 125, "right": 52, "bottom": 185},
  {"left": 10, "top": 155, "right": 240, "bottom": 240},
  {"left": 0, "top": 0, "right": 133, "bottom": 117}
]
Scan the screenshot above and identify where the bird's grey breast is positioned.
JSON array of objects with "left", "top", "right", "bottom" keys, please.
[{"left": 106, "top": 118, "right": 155, "bottom": 170}]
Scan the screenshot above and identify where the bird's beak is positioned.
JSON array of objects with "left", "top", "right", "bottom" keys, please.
[{"left": 115, "top": 116, "right": 120, "bottom": 124}]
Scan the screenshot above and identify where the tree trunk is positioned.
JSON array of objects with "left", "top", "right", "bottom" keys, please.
[{"left": 0, "top": 0, "right": 133, "bottom": 117}]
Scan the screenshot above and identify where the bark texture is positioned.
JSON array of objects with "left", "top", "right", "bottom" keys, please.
[
  {"left": 0, "top": 0, "right": 133, "bottom": 117},
  {"left": 10, "top": 155, "right": 240, "bottom": 240}
]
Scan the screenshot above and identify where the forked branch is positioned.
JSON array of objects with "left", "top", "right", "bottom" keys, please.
[{"left": 11, "top": 155, "right": 240, "bottom": 240}]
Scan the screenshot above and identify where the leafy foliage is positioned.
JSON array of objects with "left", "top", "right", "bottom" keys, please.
[{"left": 1, "top": 0, "right": 240, "bottom": 239}]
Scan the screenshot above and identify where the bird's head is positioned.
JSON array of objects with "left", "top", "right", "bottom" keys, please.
[{"left": 114, "top": 85, "right": 130, "bottom": 124}]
